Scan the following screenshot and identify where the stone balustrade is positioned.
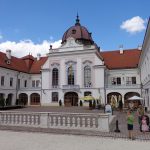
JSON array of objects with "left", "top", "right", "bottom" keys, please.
[{"left": 0, "top": 111, "right": 110, "bottom": 132}]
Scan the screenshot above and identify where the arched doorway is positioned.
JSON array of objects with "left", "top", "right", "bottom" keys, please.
[
  {"left": 30, "top": 93, "right": 40, "bottom": 105},
  {"left": 107, "top": 92, "right": 122, "bottom": 107},
  {"left": 124, "top": 92, "right": 140, "bottom": 108},
  {"left": 64, "top": 92, "right": 78, "bottom": 106},
  {"left": 19, "top": 93, "right": 28, "bottom": 105},
  {"left": 6, "top": 94, "right": 13, "bottom": 106}
]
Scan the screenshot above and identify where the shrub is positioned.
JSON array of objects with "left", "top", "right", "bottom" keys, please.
[{"left": 0, "top": 98, "right": 5, "bottom": 107}]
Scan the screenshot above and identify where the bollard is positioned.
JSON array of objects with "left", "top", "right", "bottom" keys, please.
[{"left": 114, "top": 120, "right": 120, "bottom": 132}]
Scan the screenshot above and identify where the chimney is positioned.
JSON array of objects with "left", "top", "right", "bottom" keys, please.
[
  {"left": 119, "top": 45, "right": 123, "bottom": 54},
  {"left": 6, "top": 49, "right": 11, "bottom": 59},
  {"left": 138, "top": 45, "right": 142, "bottom": 50},
  {"left": 37, "top": 53, "right": 41, "bottom": 61},
  {"left": 49, "top": 45, "right": 53, "bottom": 53}
]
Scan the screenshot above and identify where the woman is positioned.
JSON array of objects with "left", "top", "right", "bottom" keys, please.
[
  {"left": 137, "top": 105, "right": 145, "bottom": 131},
  {"left": 141, "top": 115, "right": 149, "bottom": 133},
  {"left": 127, "top": 110, "right": 134, "bottom": 139}
]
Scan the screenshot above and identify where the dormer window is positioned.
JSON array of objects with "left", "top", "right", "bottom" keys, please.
[{"left": 5, "top": 59, "right": 11, "bottom": 65}]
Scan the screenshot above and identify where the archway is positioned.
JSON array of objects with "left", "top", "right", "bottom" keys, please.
[
  {"left": 19, "top": 93, "right": 28, "bottom": 105},
  {"left": 107, "top": 92, "right": 122, "bottom": 105},
  {"left": 64, "top": 92, "right": 78, "bottom": 106},
  {"left": 30, "top": 93, "right": 40, "bottom": 105},
  {"left": 124, "top": 92, "right": 140, "bottom": 108}
]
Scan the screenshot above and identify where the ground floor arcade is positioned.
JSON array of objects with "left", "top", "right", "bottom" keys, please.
[{"left": 0, "top": 88, "right": 142, "bottom": 107}]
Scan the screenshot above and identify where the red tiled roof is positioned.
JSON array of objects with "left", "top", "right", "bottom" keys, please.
[
  {"left": 29, "top": 57, "right": 48, "bottom": 74},
  {"left": 21, "top": 55, "right": 35, "bottom": 60},
  {"left": 0, "top": 51, "right": 48, "bottom": 74},
  {"left": 100, "top": 49, "right": 141, "bottom": 69},
  {"left": 0, "top": 51, "right": 28, "bottom": 73},
  {"left": 0, "top": 49, "right": 141, "bottom": 73}
]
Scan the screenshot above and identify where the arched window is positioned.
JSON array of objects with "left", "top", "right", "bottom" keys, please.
[
  {"left": 68, "top": 65, "right": 74, "bottom": 85},
  {"left": 84, "top": 65, "right": 91, "bottom": 87},
  {"left": 52, "top": 68, "right": 58, "bottom": 87}
]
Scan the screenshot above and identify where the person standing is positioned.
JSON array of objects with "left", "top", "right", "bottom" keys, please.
[
  {"left": 127, "top": 110, "right": 134, "bottom": 140},
  {"left": 129, "top": 101, "right": 134, "bottom": 110},
  {"left": 118, "top": 99, "right": 123, "bottom": 112},
  {"left": 137, "top": 105, "right": 145, "bottom": 131},
  {"left": 141, "top": 115, "right": 149, "bottom": 133}
]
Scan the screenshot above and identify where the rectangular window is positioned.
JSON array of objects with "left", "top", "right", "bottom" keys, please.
[
  {"left": 32, "top": 80, "right": 35, "bottom": 87},
  {"left": 132, "top": 77, "right": 136, "bottom": 84},
  {"left": 126, "top": 77, "right": 132, "bottom": 85},
  {"left": 126, "top": 77, "right": 136, "bottom": 85},
  {"left": 36, "top": 80, "right": 40, "bottom": 87},
  {"left": 24, "top": 80, "right": 27, "bottom": 87},
  {"left": 111, "top": 77, "right": 121, "bottom": 85},
  {"left": 117, "top": 77, "right": 121, "bottom": 85},
  {"left": 111, "top": 77, "right": 116, "bottom": 85},
  {"left": 52, "top": 92, "right": 58, "bottom": 102},
  {"left": 10, "top": 77, "right": 13, "bottom": 87},
  {"left": 1, "top": 76, "right": 4, "bottom": 86}
]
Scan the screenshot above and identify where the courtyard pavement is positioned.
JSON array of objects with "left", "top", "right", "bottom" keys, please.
[
  {"left": 0, "top": 130, "right": 150, "bottom": 150},
  {"left": 1, "top": 106, "right": 150, "bottom": 141}
]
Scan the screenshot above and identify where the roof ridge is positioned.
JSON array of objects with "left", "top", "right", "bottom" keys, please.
[{"left": 100, "top": 48, "right": 140, "bottom": 53}]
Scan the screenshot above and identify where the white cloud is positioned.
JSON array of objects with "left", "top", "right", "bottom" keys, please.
[
  {"left": 120, "top": 16, "right": 146, "bottom": 34},
  {"left": 0, "top": 39, "right": 62, "bottom": 57}
]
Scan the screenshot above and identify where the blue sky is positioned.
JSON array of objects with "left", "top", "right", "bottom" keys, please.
[{"left": 0, "top": 0, "right": 149, "bottom": 56}]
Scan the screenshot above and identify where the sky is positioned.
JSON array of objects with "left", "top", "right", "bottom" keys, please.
[{"left": 0, "top": 0, "right": 149, "bottom": 57}]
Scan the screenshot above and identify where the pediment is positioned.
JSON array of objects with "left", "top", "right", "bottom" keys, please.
[{"left": 61, "top": 37, "right": 81, "bottom": 48}]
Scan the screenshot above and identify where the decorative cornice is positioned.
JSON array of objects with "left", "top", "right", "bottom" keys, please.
[
  {"left": 65, "top": 60, "right": 77, "bottom": 65},
  {"left": 51, "top": 63, "right": 60, "bottom": 67},
  {"left": 82, "top": 60, "right": 92, "bottom": 64}
]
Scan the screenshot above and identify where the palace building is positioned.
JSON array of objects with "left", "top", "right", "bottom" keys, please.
[{"left": 0, "top": 16, "right": 149, "bottom": 109}]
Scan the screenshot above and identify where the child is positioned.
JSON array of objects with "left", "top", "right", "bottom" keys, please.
[
  {"left": 141, "top": 116, "right": 149, "bottom": 133},
  {"left": 127, "top": 110, "right": 134, "bottom": 139}
]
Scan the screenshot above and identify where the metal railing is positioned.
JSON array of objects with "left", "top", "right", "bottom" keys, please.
[
  {"left": 105, "top": 84, "right": 141, "bottom": 89},
  {"left": 62, "top": 85, "right": 80, "bottom": 90}
]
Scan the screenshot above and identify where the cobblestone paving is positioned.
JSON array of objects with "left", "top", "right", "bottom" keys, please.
[{"left": 1, "top": 106, "right": 150, "bottom": 141}]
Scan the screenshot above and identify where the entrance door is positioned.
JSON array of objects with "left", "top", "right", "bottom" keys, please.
[
  {"left": 19, "top": 93, "right": 28, "bottom": 105},
  {"left": 64, "top": 92, "right": 78, "bottom": 106},
  {"left": 30, "top": 93, "right": 40, "bottom": 105}
]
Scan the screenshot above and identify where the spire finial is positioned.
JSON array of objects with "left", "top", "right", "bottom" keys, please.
[{"left": 75, "top": 13, "right": 80, "bottom": 26}]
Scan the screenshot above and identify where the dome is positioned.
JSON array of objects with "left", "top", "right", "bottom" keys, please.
[{"left": 62, "top": 15, "right": 94, "bottom": 45}]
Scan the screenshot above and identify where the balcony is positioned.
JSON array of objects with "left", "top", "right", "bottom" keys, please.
[
  {"left": 52, "top": 85, "right": 59, "bottom": 89},
  {"left": 18, "top": 87, "right": 41, "bottom": 91},
  {"left": 105, "top": 84, "right": 141, "bottom": 89},
  {"left": 62, "top": 85, "right": 80, "bottom": 92}
]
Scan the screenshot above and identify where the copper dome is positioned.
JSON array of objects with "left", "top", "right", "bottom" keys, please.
[{"left": 62, "top": 15, "right": 94, "bottom": 45}]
